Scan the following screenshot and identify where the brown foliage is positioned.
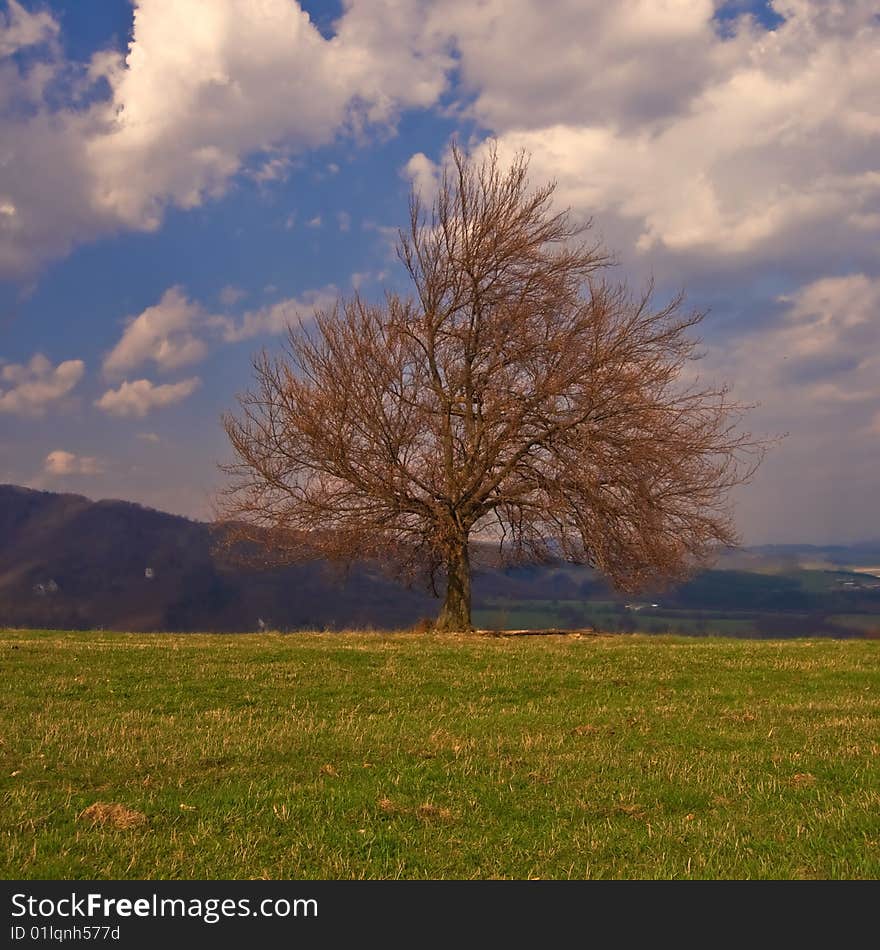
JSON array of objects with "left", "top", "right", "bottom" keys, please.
[{"left": 218, "top": 143, "right": 765, "bottom": 631}]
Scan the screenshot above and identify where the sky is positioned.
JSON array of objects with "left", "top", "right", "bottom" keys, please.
[{"left": 0, "top": 0, "right": 878, "bottom": 545}]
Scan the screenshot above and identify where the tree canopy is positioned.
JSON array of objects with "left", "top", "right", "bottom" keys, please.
[{"left": 219, "top": 143, "right": 764, "bottom": 631}]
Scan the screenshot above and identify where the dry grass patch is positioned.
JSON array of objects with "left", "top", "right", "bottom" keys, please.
[
  {"left": 789, "top": 773, "right": 818, "bottom": 788},
  {"left": 416, "top": 803, "right": 454, "bottom": 821},
  {"left": 571, "top": 724, "right": 600, "bottom": 736},
  {"left": 377, "top": 796, "right": 400, "bottom": 814},
  {"left": 77, "top": 802, "right": 148, "bottom": 830},
  {"left": 376, "top": 797, "right": 454, "bottom": 821}
]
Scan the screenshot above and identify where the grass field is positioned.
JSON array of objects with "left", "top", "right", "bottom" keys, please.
[{"left": 2, "top": 628, "right": 879, "bottom": 880}]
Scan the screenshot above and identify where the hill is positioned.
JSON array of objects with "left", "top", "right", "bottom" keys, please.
[
  {"left": 0, "top": 484, "right": 434, "bottom": 631},
  {"left": 2, "top": 484, "right": 879, "bottom": 635}
]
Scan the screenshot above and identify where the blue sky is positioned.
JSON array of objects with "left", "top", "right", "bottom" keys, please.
[{"left": 1, "top": 0, "right": 878, "bottom": 544}]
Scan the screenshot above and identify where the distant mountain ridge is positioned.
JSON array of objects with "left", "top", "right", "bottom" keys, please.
[
  {"left": 747, "top": 542, "right": 880, "bottom": 562},
  {"left": 2, "top": 484, "right": 879, "bottom": 634},
  {"left": 0, "top": 484, "right": 435, "bottom": 631}
]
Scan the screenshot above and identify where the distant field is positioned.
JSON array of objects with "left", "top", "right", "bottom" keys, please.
[
  {"left": 473, "top": 599, "right": 761, "bottom": 636},
  {"left": 2, "top": 629, "right": 879, "bottom": 879},
  {"left": 474, "top": 563, "right": 880, "bottom": 637},
  {"left": 830, "top": 614, "right": 880, "bottom": 633},
  {"left": 852, "top": 566, "right": 880, "bottom": 578}
]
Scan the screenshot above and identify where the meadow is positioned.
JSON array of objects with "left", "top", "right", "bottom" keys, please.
[{"left": 1, "top": 628, "right": 878, "bottom": 879}]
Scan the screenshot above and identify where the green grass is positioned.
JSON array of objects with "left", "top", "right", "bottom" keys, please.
[{"left": 2, "top": 628, "right": 879, "bottom": 880}]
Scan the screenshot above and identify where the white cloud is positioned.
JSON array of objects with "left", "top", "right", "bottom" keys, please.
[
  {"left": 218, "top": 287, "right": 339, "bottom": 343},
  {"left": 249, "top": 155, "right": 292, "bottom": 184},
  {"left": 0, "top": 0, "right": 454, "bottom": 277},
  {"left": 95, "top": 377, "right": 201, "bottom": 417},
  {"left": 775, "top": 274, "right": 880, "bottom": 375},
  {"left": 0, "top": 354, "right": 85, "bottom": 415},
  {"left": 0, "top": 0, "right": 58, "bottom": 58},
  {"left": 399, "top": 0, "right": 878, "bottom": 542},
  {"left": 351, "top": 270, "right": 387, "bottom": 291},
  {"left": 711, "top": 272, "right": 880, "bottom": 542},
  {"left": 104, "top": 283, "right": 341, "bottom": 358},
  {"left": 454, "top": 1, "right": 880, "bottom": 269},
  {"left": 103, "top": 287, "right": 213, "bottom": 377},
  {"left": 44, "top": 450, "right": 103, "bottom": 476},
  {"left": 336, "top": 211, "right": 351, "bottom": 232},
  {"left": 402, "top": 152, "right": 440, "bottom": 204},
  {"left": 0, "top": 108, "right": 112, "bottom": 277},
  {"left": 4, "top": 1, "right": 877, "bottom": 282},
  {"left": 137, "top": 431, "right": 161, "bottom": 443},
  {"left": 436, "top": 0, "right": 727, "bottom": 132},
  {"left": 218, "top": 285, "right": 246, "bottom": 307},
  {"left": 361, "top": 220, "right": 401, "bottom": 260},
  {"left": 725, "top": 274, "right": 880, "bottom": 412}
]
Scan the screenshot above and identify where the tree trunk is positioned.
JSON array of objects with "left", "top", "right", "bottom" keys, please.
[{"left": 434, "top": 540, "right": 472, "bottom": 632}]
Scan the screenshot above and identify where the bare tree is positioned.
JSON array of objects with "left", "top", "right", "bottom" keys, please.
[{"left": 219, "top": 143, "right": 765, "bottom": 632}]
